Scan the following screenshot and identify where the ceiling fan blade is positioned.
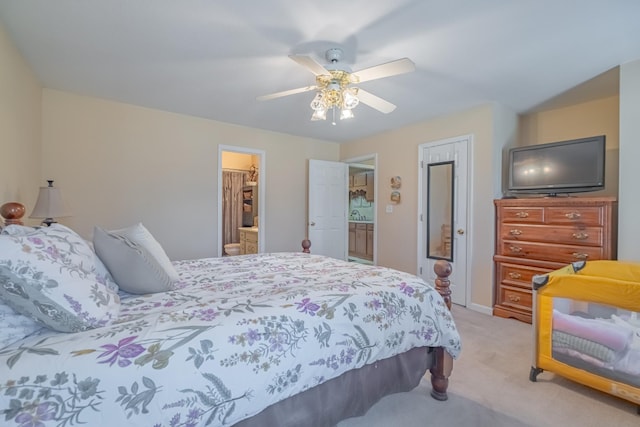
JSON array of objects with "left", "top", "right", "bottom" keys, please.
[
  {"left": 356, "top": 89, "right": 397, "bottom": 114},
  {"left": 289, "top": 54, "right": 330, "bottom": 76},
  {"left": 257, "top": 85, "right": 318, "bottom": 101},
  {"left": 353, "top": 58, "right": 416, "bottom": 83}
]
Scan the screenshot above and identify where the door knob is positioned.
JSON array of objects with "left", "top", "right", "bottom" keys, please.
[
  {"left": 310, "top": 222, "right": 316, "bottom": 226},
  {"left": 457, "top": 229, "right": 465, "bottom": 235}
]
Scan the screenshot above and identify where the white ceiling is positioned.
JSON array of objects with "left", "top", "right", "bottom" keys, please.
[{"left": 1, "top": 1, "right": 639, "bottom": 143}]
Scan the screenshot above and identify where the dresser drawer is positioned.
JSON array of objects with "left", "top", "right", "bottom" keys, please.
[
  {"left": 499, "top": 224, "right": 603, "bottom": 246},
  {"left": 500, "top": 240, "right": 605, "bottom": 264},
  {"left": 545, "top": 207, "right": 603, "bottom": 226},
  {"left": 501, "top": 207, "right": 544, "bottom": 223},
  {"left": 497, "top": 262, "right": 550, "bottom": 289},
  {"left": 494, "top": 197, "right": 617, "bottom": 324},
  {"left": 497, "top": 285, "right": 533, "bottom": 313},
  {"left": 245, "top": 232, "right": 258, "bottom": 243}
]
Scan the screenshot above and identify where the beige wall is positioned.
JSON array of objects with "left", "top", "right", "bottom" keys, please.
[
  {"left": 41, "top": 89, "right": 339, "bottom": 260},
  {"left": 221, "top": 152, "right": 256, "bottom": 171},
  {"left": 518, "top": 96, "right": 620, "bottom": 197},
  {"left": 618, "top": 59, "right": 640, "bottom": 261},
  {"left": 0, "top": 24, "right": 42, "bottom": 211},
  {"left": 341, "top": 104, "right": 515, "bottom": 311}
]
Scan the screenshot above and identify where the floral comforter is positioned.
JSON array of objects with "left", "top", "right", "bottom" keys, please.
[{"left": 1, "top": 253, "right": 461, "bottom": 427}]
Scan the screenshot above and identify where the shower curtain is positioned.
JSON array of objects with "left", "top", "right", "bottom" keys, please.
[{"left": 222, "top": 170, "right": 248, "bottom": 247}]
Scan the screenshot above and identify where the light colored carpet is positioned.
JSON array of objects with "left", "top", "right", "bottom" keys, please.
[{"left": 338, "top": 305, "right": 639, "bottom": 427}]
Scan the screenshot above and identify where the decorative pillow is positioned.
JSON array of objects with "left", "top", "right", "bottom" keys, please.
[
  {"left": 0, "top": 303, "right": 42, "bottom": 349},
  {"left": 93, "top": 226, "right": 176, "bottom": 294},
  {"left": 3, "top": 225, "right": 119, "bottom": 292},
  {"left": 109, "top": 223, "right": 179, "bottom": 282},
  {"left": 0, "top": 224, "right": 120, "bottom": 333}
]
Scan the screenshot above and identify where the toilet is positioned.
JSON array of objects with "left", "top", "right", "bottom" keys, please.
[{"left": 224, "top": 243, "right": 241, "bottom": 256}]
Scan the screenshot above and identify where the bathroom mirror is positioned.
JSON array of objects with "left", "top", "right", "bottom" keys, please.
[{"left": 427, "top": 161, "right": 454, "bottom": 261}]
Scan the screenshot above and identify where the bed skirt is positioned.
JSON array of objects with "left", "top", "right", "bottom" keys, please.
[{"left": 235, "top": 346, "right": 433, "bottom": 427}]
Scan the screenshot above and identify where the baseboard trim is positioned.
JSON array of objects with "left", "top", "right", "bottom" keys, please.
[{"left": 464, "top": 303, "right": 493, "bottom": 316}]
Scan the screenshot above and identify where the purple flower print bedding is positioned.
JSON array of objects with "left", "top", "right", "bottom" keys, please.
[{"left": 1, "top": 252, "right": 461, "bottom": 427}]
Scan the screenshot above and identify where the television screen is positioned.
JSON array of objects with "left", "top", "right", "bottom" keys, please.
[{"left": 508, "top": 135, "right": 605, "bottom": 195}]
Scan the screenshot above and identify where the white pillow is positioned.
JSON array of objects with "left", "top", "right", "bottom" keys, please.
[
  {"left": 0, "top": 224, "right": 120, "bottom": 333},
  {"left": 93, "top": 226, "right": 176, "bottom": 294},
  {"left": 110, "top": 223, "right": 179, "bottom": 282}
]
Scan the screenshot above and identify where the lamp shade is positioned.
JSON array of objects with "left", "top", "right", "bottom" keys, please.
[{"left": 30, "top": 180, "right": 71, "bottom": 225}]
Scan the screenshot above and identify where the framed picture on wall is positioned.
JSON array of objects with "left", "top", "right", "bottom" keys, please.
[{"left": 391, "top": 176, "right": 402, "bottom": 189}]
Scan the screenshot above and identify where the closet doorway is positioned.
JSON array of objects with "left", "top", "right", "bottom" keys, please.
[
  {"left": 346, "top": 154, "right": 377, "bottom": 265},
  {"left": 218, "top": 145, "right": 265, "bottom": 257}
]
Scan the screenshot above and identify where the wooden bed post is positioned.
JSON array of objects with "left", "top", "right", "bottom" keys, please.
[
  {"left": 301, "top": 239, "right": 311, "bottom": 253},
  {"left": 0, "top": 202, "right": 26, "bottom": 226},
  {"left": 430, "top": 260, "right": 454, "bottom": 401}
]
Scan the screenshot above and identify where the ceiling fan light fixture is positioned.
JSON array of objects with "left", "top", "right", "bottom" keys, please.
[
  {"left": 258, "top": 48, "right": 414, "bottom": 124},
  {"left": 340, "top": 108, "right": 354, "bottom": 120},
  {"left": 311, "top": 108, "right": 327, "bottom": 121},
  {"left": 342, "top": 88, "right": 359, "bottom": 109},
  {"left": 310, "top": 92, "right": 325, "bottom": 111}
]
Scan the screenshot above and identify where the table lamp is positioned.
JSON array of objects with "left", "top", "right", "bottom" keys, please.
[{"left": 30, "top": 180, "right": 71, "bottom": 226}]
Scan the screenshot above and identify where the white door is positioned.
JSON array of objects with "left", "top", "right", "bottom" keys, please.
[
  {"left": 308, "top": 159, "right": 348, "bottom": 260},
  {"left": 419, "top": 136, "right": 469, "bottom": 306}
]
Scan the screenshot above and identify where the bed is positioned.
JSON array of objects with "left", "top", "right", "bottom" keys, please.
[{"left": 0, "top": 204, "right": 461, "bottom": 427}]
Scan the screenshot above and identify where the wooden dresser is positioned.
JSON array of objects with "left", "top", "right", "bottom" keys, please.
[{"left": 493, "top": 197, "right": 617, "bottom": 323}]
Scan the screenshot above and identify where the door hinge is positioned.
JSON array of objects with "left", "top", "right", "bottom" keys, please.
[
  {"left": 420, "top": 160, "right": 424, "bottom": 169},
  {"left": 419, "top": 266, "right": 422, "bottom": 275}
]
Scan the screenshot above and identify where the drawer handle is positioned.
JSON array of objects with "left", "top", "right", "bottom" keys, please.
[
  {"left": 508, "top": 272, "right": 522, "bottom": 279},
  {"left": 565, "top": 212, "right": 582, "bottom": 219},
  {"left": 572, "top": 232, "right": 589, "bottom": 240},
  {"left": 572, "top": 252, "right": 589, "bottom": 260},
  {"left": 508, "top": 245, "right": 523, "bottom": 254},
  {"left": 508, "top": 295, "right": 521, "bottom": 302},
  {"left": 509, "top": 229, "right": 522, "bottom": 236},
  {"left": 515, "top": 212, "right": 529, "bottom": 218}
]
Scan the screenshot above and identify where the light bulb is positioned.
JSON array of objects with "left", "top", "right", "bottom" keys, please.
[
  {"left": 311, "top": 108, "right": 327, "bottom": 121},
  {"left": 310, "top": 92, "right": 325, "bottom": 111},
  {"left": 340, "top": 109, "right": 354, "bottom": 120},
  {"left": 342, "top": 88, "right": 359, "bottom": 109}
]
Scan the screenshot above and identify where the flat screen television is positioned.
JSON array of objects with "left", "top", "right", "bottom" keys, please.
[{"left": 508, "top": 135, "right": 605, "bottom": 196}]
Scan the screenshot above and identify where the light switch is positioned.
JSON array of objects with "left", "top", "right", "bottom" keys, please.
[{"left": 386, "top": 204, "right": 393, "bottom": 213}]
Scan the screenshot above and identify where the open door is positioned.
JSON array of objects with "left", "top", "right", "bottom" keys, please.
[{"left": 308, "top": 159, "right": 348, "bottom": 260}]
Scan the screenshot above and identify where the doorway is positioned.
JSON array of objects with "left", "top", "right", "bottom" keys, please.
[
  {"left": 418, "top": 136, "right": 470, "bottom": 307},
  {"left": 218, "top": 145, "right": 266, "bottom": 256},
  {"left": 306, "top": 154, "right": 377, "bottom": 264},
  {"left": 346, "top": 155, "right": 377, "bottom": 265}
]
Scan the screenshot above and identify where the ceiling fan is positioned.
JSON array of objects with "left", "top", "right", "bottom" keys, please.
[{"left": 257, "top": 48, "right": 416, "bottom": 124}]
